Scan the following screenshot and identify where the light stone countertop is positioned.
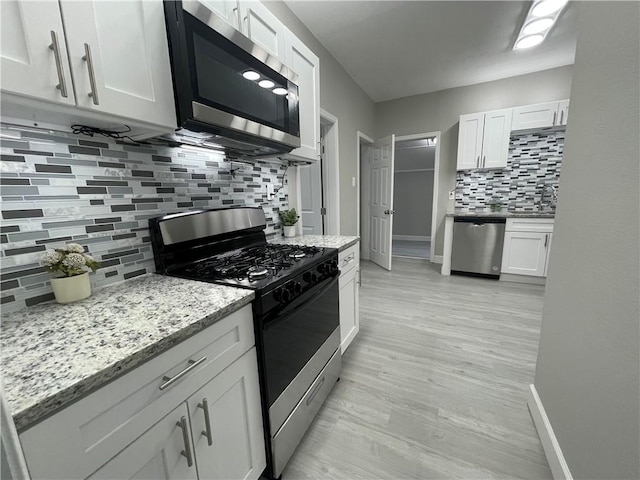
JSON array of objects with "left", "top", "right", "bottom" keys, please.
[
  {"left": 270, "top": 235, "right": 360, "bottom": 251},
  {"left": 0, "top": 274, "right": 254, "bottom": 430},
  {"left": 446, "top": 210, "right": 555, "bottom": 218}
]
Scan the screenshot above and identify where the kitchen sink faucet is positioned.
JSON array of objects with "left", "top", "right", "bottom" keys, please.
[{"left": 538, "top": 184, "right": 558, "bottom": 212}]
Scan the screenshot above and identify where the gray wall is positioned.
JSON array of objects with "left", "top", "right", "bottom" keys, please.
[
  {"left": 263, "top": 1, "right": 376, "bottom": 235},
  {"left": 375, "top": 65, "right": 574, "bottom": 258},
  {"left": 533, "top": 3, "right": 639, "bottom": 479},
  {"left": 393, "top": 146, "right": 434, "bottom": 237}
]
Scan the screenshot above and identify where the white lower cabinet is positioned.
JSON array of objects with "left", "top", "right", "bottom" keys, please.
[
  {"left": 19, "top": 305, "right": 266, "bottom": 480},
  {"left": 87, "top": 403, "right": 197, "bottom": 480},
  {"left": 501, "top": 218, "right": 554, "bottom": 277},
  {"left": 338, "top": 243, "right": 360, "bottom": 353}
]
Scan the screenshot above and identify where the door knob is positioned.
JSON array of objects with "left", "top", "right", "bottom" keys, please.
[{"left": 384, "top": 210, "right": 395, "bottom": 215}]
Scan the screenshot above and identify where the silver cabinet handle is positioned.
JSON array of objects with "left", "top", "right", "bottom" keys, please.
[
  {"left": 176, "top": 416, "right": 194, "bottom": 467},
  {"left": 552, "top": 111, "right": 557, "bottom": 126},
  {"left": 342, "top": 254, "right": 354, "bottom": 267},
  {"left": 482, "top": 156, "right": 486, "bottom": 168},
  {"left": 476, "top": 156, "right": 480, "bottom": 167},
  {"left": 159, "top": 356, "right": 207, "bottom": 390},
  {"left": 544, "top": 233, "right": 549, "bottom": 248},
  {"left": 560, "top": 110, "right": 565, "bottom": 125},
  {"left": 306, "top": 377, "right": 325, "bottom": 406},
  {"left": 198, "top": 398, "right": 213, "bottom": 446},
  {"left": 48, "top": 31, "right": 68, "bottom": 98},
  {"left": 82, "top": 43, "right": 99, "bottom": 105}
]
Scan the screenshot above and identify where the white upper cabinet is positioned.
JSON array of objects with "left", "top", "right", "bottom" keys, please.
[
  {"left": 482, "top": 108, "right": 513, "bottom": 168},
  {"left": 240, "top": 1, "right": 286, "bottom": 59},
  {"left": 457, "top": 108, "right": 512, "bottom": 170},
  {"left": 511, "top": 99, "right": 570, "bottom": 131},
  {"left": 59, "top": 0, "right": 176, "bottom": 128},
  {"left": 284, "top": 28, "right": 320, "bottom": 161},
  {"left": 194, "top": 0, "right": 241, "bottom": 29},
  {"left": 457, "top": 113, "right": 485, "bottom": 170},
  {"left": 0, "top": 1, "right": 75, "bottom": 106}
]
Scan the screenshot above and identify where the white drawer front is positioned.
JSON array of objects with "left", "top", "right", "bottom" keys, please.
[
  {"left": 20, "top": 305, "right": 254, "bottom": 480},
  {"left": 338, "top": 243, "right": 360, "bottom": 275},
  {"left": 506, "top": 218, "right": 554, "bottom": 233}
]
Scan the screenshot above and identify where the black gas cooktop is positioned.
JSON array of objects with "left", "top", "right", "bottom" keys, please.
[{"left": 169, "top": 243, "right": 333, "bottom": 290}]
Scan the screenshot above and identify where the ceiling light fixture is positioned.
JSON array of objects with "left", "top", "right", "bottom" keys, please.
[
  {"left": 272, "top": 87, "right": 288, "bottom": 95},
  {"left": 242, "top": 70, "right": 260, "bottom": 81},
  {"left": 513, "top": 0, "right": 568, "bottom": 50},
  {"left": 258, "top": 80, "right": 275, "bottom": 89}
]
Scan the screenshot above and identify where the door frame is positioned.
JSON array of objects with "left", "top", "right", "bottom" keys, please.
[
  {"left": 320, "top": 109, "right": 340, "bottom": 235},
  {"left": 357, "top": 131, "right": 374, "bottom": 259},
  {"left": 394, "top": 132, "right": 441, "bottom": 262}
]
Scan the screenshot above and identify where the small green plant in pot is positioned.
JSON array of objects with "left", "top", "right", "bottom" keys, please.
[
  {"left": 41, "top": 243, "right": 100, "bottom": 304},
  {"left": 279, "top": 208, "right": 299, "bottom": 238}
]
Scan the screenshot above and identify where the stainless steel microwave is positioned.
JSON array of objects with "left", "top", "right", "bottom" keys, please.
[{"left": 163, "top": 1, "right": 301, "bottom": 157}]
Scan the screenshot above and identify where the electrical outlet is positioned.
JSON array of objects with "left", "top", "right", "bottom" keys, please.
[
  {"left": 449, "top": 189, "right": 455, "bottom": 200},
  {"left": 266, "top": 184, "right": 275, "bottom": 199}
]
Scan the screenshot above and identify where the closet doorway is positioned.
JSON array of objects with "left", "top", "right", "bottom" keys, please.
[{"left": 392, "top": 135, "right": 438, "bottom": 260}]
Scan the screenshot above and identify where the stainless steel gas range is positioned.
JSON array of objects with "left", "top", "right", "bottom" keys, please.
[{"left": 149, "top": 207, "right": 341, "bottom": 479}]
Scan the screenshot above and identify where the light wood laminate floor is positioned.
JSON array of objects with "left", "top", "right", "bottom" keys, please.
[{"left": 282, "top": 258, "right": 551, "bottom": 479}]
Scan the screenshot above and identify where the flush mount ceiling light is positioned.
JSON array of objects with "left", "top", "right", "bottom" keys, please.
[
  {"left": 242, "top": 70, "right": 260, "bottom": 81},
  {"left": 513, "top": 0, "right": 569, "bottom": 50},
  {"left": 258, "top": 79, "right": 275, "bottom": 89},
  {"left": 272, "top": 87, "right": 288, "bottom": 95}
]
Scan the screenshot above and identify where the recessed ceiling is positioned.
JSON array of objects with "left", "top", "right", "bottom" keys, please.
[{"left": 283, "top": 1, "right": 579, "bottom": 102}]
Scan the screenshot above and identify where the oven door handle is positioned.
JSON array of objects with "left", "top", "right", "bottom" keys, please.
[{"left": 265, "top": 274, "right": 339, "bottom": 330}]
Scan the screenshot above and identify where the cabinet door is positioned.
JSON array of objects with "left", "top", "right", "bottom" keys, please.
[
  {"left": 87, "top": 403, "right": 197, "bottom": 480},
  {"left": 511, "top": 102, "right": 559, "bottom": 131},
  {"left": 457, "top": 113, "right": 484, "bottom": 170},
  {"left": 194, "top": 0, "right": 240, "bottom": 29},
  {"left": 0, "top": 1, "right": 75, "bottom": 105},
  {"left": 59, "top": 0, "right": 176, "bottom": 129},
  {"left": 339, "top": 265, "right": 360, "bottom": 353},
  {"left": 240, "top": 1, "right": 286, "bottom": 59},
  {"left": 187, "top": 348, "right": 266, "bottom": 480},
  {"left": 558, "top": 99, "right": 570, "bottom": 126},
  {"left": 284, "top": 28, "right": 320, "bottom": 161},
  {"left": 501, "top": 231, "right": 548, "bottom": 276},
  {"left": 482, "top": 108, "right": 512, "bottom": 169}
]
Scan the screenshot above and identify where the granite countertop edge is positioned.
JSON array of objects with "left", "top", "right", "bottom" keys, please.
[
  {"left": 269, "top": 235, "right": 360, "bottom": 251},
  {"left": 12, "top": 294, "right": 254, "bottom": 431},
  {"left": 446, "top": 211, "right": 556, "bottom": 218}
]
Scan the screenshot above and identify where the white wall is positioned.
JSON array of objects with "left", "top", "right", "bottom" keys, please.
[
  {"left": 533, "top": 3, "right": 639, "bottom": 479},
  {"left": 375, "top": 65, "right": 574, "bottom": 257},
  {"left": 263, "top": 1, "right": 376, "bottom": 235}
]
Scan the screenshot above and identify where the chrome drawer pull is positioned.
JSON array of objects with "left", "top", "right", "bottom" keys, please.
[
  {"left": 82, "top": 43, "right": 99, "bottom": 105},
  {"left": 159, "top": 356, "right": 207, "bottom": 391},
  {"left": 48, "top": 31, "right": 68, "bottom": 98},
  {"left": 176, "top": 416, "right": 194, "bottom": 467},
  {"left": 306, "top": 377, "right": 325, "bottom": 406},
  {"left": 198, "top": 398, "right": 213, "bottom": 446}
]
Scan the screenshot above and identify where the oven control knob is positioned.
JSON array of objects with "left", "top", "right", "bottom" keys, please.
[
  {"left": 330, "top": 260, "right": 339, "bottom": 274},
  {"left": 303, "top": 271, "right": 318, "bottom": 284},
  {"left": 293, "top": 281, "right": 302, "bottom": 294},
  {"left": 280, "top": 288, "right": 291, "bottom": 302}
]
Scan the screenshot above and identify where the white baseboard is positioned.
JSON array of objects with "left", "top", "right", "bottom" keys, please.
[
  {"left": 500, "top": 273, "right": 547, "bottom": 285},
  {"left": 527, "top": 384, "right": 573, "bottom": 480},
  {"left": 432, "top": 255, "right": 443, "bottom": 264},
  {"left": 392, "top": 235, "right": 430, "bottom": 242}
]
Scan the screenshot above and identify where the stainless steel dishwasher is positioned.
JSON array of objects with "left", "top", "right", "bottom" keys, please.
[{"left": 451, "top": 217, "right": 506, "bottom": 278}]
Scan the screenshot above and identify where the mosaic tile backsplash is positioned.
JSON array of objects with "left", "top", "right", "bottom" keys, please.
[
  {"left": 0, "top": 124, "right": 290, "bottom": 313},
  {"left": 455, "top": 129, "right": 564, "bottom": 212}
]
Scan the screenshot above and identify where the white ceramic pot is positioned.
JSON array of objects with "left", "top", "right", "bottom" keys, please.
[
  {"left": 50, "top": 272, "right": 91, "bottom": 304},
  {"left": 283, "top": 225, "right": 296, "bottom": 238}
]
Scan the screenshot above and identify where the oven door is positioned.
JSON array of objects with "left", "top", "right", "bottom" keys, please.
[
  {"left": 262, "top": 274, "right": 340, "bottom": 434},
  {"left": 165, "top": 1, "right": 300, "bottom": 147}
]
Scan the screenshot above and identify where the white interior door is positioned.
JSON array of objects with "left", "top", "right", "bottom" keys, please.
[
  {"left": 369, "top": 135, "right": 395, "bottom": 270},
  {"left": 299, "top": 160, "right": 323, "bottom": 234}
]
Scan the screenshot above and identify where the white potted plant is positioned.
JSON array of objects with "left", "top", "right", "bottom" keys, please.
[
  {"left": 40, "top": 243, "right": 100, "bottom": 304},
  {"left": 278, "top": 208, "right": 299, "bottom": 238}
]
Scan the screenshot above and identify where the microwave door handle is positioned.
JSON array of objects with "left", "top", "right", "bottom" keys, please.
[{"left": 264, "top": 274, "right": 339, "bottom": 331}]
